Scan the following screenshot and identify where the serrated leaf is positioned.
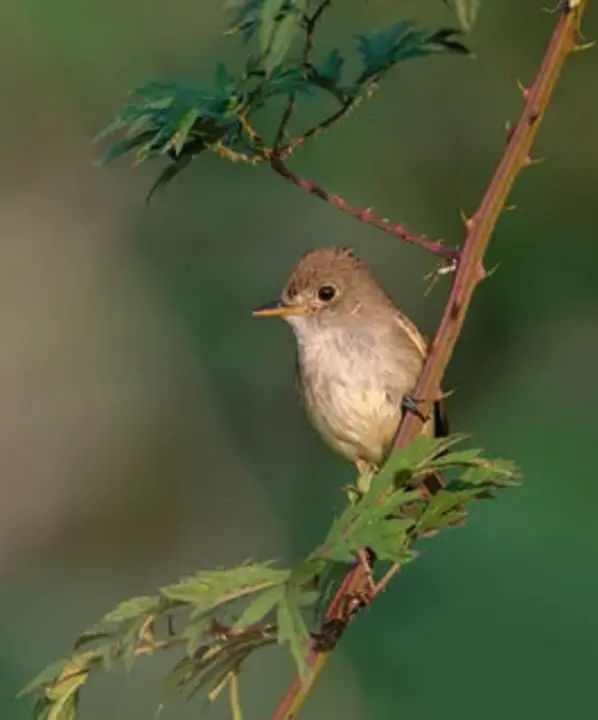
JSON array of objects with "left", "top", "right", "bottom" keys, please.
[
  {"left": 430, "top": 448, "right": 483, "bottom": 468},
  {"left": 96, "top": 130, "right": 158, "bottom": 166},
  {"left": 371, "top": 434, "right": 467, "bottom": 495},
  {"left": 319, "top": 49, "right": 344, "bottom": 84},
  {"left": 259, "top": 0, "right": 286, "bottom": 60},
  {"left": 161, "top": 563, "right": 289, "bottom": 608},
  {"left": 277, "top": 587, "right": 310, "bottom": 680},
  {"left": 47, "top": 690, "right": 78, "bottom": 720},
  {"left": 355, "top": 21, "right": 468, "bottom": 85},
  {"left": 226, "top": 0, "right": 264, "bottom": 41},
  {"left": 460, "top": 458, "right": 520, "bottom": 487},
  {"left": 44, "top": 652, "right": 101, "bottom": 720},
  {"left": 167, "top": 108, "right": 200, "bottom": 157},
  {"left": 266, "top": 11, "right": 300, "bottom": 72},
  {"left": 357, "top": 20, "right": 412, "bottom": 77},
  {"left": 260, "top": 1, "right": 306, "bottom": 73},
  {"left": 73, "top": 629, "right": 113, "bottom": 651},
  {"left": 289, "top": 558, "right": 326, "bottom": 588},
  {"left": 417, "top": 487, "right": 483, "bottom": 533},
  {"left": 102, "top": 595, "right": 159, "bottom": 624},
  {"left": 18, "top": 660, "right": 69, "bottom": 698},
  {"left": 145, "top": 154, "right": 193, "bottom": 204},
  {"left": 181, "top": 617, "right": 212, "bottom": 657},
  {"left": 233, "top": 586, "right": 283, "bottom": 630}
]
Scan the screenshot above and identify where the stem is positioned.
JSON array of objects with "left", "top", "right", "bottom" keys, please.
[
  {"left": 271, "top": 3, "right": 589, "bottom": 718},
  {"left": 278, "top": 96, "right": 357, "bottom": 159},
  {"left": 269, "top": 155, "right": 458, "bottom": 261},
  {"left": 273, "top": 0, "right": 332, "bottom": 150}
]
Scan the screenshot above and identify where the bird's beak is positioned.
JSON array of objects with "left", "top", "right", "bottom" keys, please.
[{"left": 252, "top": 301, "right": 305, "bottom": 318}]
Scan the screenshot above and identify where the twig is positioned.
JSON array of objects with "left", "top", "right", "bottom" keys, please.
[
  {"left": 269, "top": 155, "right": 458, "bottom": 261},
  {"left": 278, "top": 96, "right": 358, "bottom": 158},
  {"left": 273, "top": 0, "right": 332, "bottom": 150},
  {"left": 271, "top": 3, "right": 589, "bottom": 718}
]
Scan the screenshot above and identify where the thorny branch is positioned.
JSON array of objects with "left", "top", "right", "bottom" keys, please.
[
  {"left": 239, "top": 0, "right": 456, "bottom": 261},
  {"left": 272, "top": 2, "right": 590, "bottom": 718}
]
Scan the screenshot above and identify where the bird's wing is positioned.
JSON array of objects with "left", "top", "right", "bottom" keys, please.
[
  {"left": 392, "top": 309, "right": 448, "bottom": 440},
  {"left": 393, "top": 309, "right": 429, "bottom": 359}
]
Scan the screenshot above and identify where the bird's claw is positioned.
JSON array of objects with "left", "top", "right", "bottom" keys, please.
[{"left": 401, "top": 394, "right": 429, "bottom": 423}]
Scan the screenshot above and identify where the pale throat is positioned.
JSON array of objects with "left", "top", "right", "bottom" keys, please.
[{"left": 286, "top": 313, "right": 412, "bottom": 387}]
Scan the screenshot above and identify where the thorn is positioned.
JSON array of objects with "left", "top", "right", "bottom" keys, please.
[
  {"left": 542, "top": 0, "right": 578, "bottom": 13},
  {"left": 522, "top": 155, "right": 545, "bottom": 167},
  {"left": 504, "top": 203, "right": 517, "bottom": 213},
  {"left": 516, "top": 78, "right": 530, "bottom": 100},
  {"left": 485, "top": 262, "right": 501, "bottom": 279},
  {"left": 460, "top": 208, "right": 474, "bottom": 230},
  {"left": 572, "top": 40, "right": 596, "bottom": 52},
  {"left": 474, "top": 261, "right": 487, "bottom": 284},
  {"left": 361, "top": 206, "right": 374, "bottom": 220}
]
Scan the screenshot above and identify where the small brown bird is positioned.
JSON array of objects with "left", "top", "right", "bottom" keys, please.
[{"left": 253, "top": 246, "right": 447, "bottom": 488}]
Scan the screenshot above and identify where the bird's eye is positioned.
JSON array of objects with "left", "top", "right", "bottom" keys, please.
[{"left": 317, "top": 285, "right": 336, "bottom": 302}]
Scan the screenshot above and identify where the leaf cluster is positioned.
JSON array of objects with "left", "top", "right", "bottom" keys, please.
[
  {"left": 20, "top": 433, "right": 518, "bottom": 720},
  {"left": 95, "top": 0, "right": 471, "bottom": 201}
]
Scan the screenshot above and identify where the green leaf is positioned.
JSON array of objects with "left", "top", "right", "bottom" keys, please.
[
  {"left": 259, "top": 0, "right": 285, "bottom": 59},
  {"left": 289, "top": 557, "right": 326, "bottom": 589},
  {"left": 102, "top": 595, "right": 159, "bottom": 624},
  {"left": 73, "top": 629, "right": 113, "bottom": 651},
  {"left": 145, "top": 154, "right": 193, "bottom": 204},
  {"left": 429, "top": 447, "right": 483, "bottom": 469},
  {"left": 460, "top": 458, "right": 520, "bottom": 487},
  {"left": 277, "top": 586, "right": 310, "bottom": 680},
  {"left": 181, "top": 617, "right": 212, "bottom": 657},
  {"left": 417, "top": 487, "right": 481, "bottom": 533},
  {"left": 356, "top": 20, "right": 413, "bottom": 79},
  {"left": 161, "top": 563, "right": 289, "bottom": 609},
  {"left": 226, "top": 0, "right": 264, "bottom": 41},
  {"left": 266, "top": 10, "right": 301, "bottom": 71},
  {"left": 18, "top": 660, "right": 69, "bottom": 698},
  {"left": 233, "top": 586, "right": 283, "bottom": 630},
  {"left": 371, "top": 434, "right": 468, "bottom": 494},
  {"left": 319, "top": 50, "right": 344, "bottom": 84},
  {"left": 168, "top": 108, "right": 200, "bottom": 157},
  {"left": 42, "top": 652, "right": 101, "bottom": 720},
  {"left": 260, "top": 0, "right": 306, "bottom": 73},
  {"left": 355, "top": 21, "right": 468, "bottom": 85},
  {"left": 96, "top": 130, "right": 157, "bottom": 166}
]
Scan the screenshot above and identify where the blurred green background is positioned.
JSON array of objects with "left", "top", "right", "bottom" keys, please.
[{"left": 1, "top": 1, "right": 597, "bottom": 718}]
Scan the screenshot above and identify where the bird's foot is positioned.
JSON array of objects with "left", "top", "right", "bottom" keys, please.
[{"left": 401, "top": 394, "right": 429, "bottom": 423}]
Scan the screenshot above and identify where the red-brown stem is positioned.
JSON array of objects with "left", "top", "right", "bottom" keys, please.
[
  {"left": 269, "top": 155, "right": 458, "bottom": 261},
  {"left": 272, "top": 3, "right": 589, "bottom": 718}
]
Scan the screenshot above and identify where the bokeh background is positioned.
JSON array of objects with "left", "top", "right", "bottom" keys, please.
[{"left": 2, "top": 1, "right": 598, "bottom": 718}]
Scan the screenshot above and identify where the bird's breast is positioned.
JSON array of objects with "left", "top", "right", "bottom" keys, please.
[{"left": 295, "top": 326, "right": 421, "bottom": 465}]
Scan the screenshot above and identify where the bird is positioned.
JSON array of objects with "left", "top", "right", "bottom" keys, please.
[{"left": 252, "top": 246, "right": 448, "bottom": 492}]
